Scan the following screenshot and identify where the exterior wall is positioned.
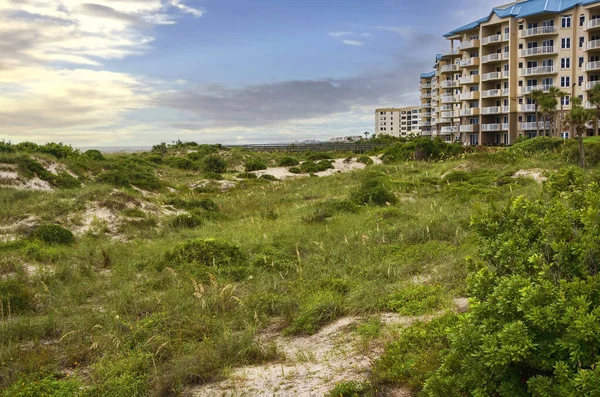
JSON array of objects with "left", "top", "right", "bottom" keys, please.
[
  {"left": 374, "top": 106, "right": 422, "bottom": 137},
  {"left": 421, "top": 1, "right": 600, "bottom": 145}
]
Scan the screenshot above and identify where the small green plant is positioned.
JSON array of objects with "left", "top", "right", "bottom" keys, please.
[
  {"left": 237, "top": 172, "right": 258, "bottom": 179},
  {"left": 170, "top": 213, "right": 203, "bottom": 228},
  {"left": 83, "top": 149, "right": 105, "bottom": 161},
  {"left": 328, "top": 381, "right": 374, "bottom": 397},
  {"left": 0, "top": 280, "right": 34, "bottom": 315},
  {"left": 244, "top": 158, "right": 267, "bottom": 172},
  {"left": 386, "top": 284, "right": 445, "bottom": 315},
  {"left": 30, "top": 224, "right": 75, "bottom": 245},
  {"left": 350, "top": 172, "right": 397, "bottom": 206},
  {"left": 278, "top": 156, "right": 300, "bottom": 166},
  {"left": 1, "top": 373, "right": 84, "bottom": 397},
  {"left": 357, "top": 156, "right": 373, "bottom": 165},
  {"left": 287, "top": 291, "right": 345, "bottom": 335},
  {"left": 201, "top": 155, "right": 227, "bottom": 174},
  {"left": 164, "top": 156, "right": 198, "bottom": 170},
  {"left": 260, "top": 174, "right": 278, "bottom": 181},
  {"left": 289, "top": 166, "right": 301, "bottom": 174},
  {"left": 162, "top": 238, "right": 245, "bottom": 268}
]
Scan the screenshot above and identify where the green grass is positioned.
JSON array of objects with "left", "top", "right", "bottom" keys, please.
[{"left": 0, "top": 138, "right": 579, "bottom": 395}]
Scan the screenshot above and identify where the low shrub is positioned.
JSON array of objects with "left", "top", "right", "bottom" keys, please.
[
  {"left": 382, "top": 138, "right": 463, "bottom": 163},
  {"left": 96, "top": 158, "right": 161, "bottom": 190},
  {"left": 260, "top": 174, "right": 278, "bottom": 181},
  {"left": 164, "top": 156, "right": 198, "bottom": 171},
  {"left": 83, "top": 149, "right": 105, "bottom": 161},
  {"left": 300, "top": 160, "right": 334, "bottom": 173},
  {"left": 30, "top": 224, "right": 75, "bottom": 245},
  {"left": 170, "top": 213, "right": 203, "bottom": 228},
  {"left": 386, "top": 284, "right": 445, "bottom": 315},
  {"left": 162, "top": 238, "right": 245, "bottom": 268},
  {"left": 509, "top": 136, "right": 565, "bottom": 154},
  {"left": 357, "top": 156, "right": 373, "bottom": 165},
  {"left": 350, "top": 172, "right": 397, "bottom": 206},
  {"left": 0, "top": 280, "right": 35, "bottom": 314},
  {"left": 0, "top": 140, "right": 15, "bottom": 153},
  {"left": 328, "top": 381, "right": 374, "bottom": 397},
  {"left": 88, "top": 352, "right": 152, "bottom": 397},
  {"left": 307, "top": 152, "right": 333, "bottom": 161},
  {"left": 244, "top": 158, "right": 267, "bottom": 172},
  {"left": 1, "top": 373, "right": 84, "bottom": 397},
  {"left": 237, "top": 172, "right": 258, "bottom": 179},
  {"left": 164, "top": 197, "right": 219, "bottom": 212},
  {"left": 287, "top": 291, "right": 345, "bottom": 335},
  {"left": 289, "top": 167, "right": 301, "bottom": 174},
  {"left": 201, "top": 155, "right": 227, "bottom": 174},
  {"left": 278, "top": 156, "right": 300, "bottom": 166}
]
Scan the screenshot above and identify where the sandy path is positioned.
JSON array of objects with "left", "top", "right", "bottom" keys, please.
[{"left": 253, "top": 157, "right": 382, "bottom": 180}]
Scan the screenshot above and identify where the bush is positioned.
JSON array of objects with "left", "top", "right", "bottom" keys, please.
[
  {"left": 386, "top": 284, "right": 445, "bottom": 315},
  {"left": 328, "top": 381, "right": 374, "bottom": 397},
  {"left": 164, "top": 156, "right": 198, "bottom": 171},
  {"left": 1, "top": 373, "right": 84, "bottom": 397},
  {"left": 237, "top": 172, "right": 257, "bottom": 179},
  {"left": 289, "top": 167, "right": 301, "bottom": 174},
  {"left": 244, "top": 158, "right": 267, "bottom": 172},
  {"left": 287, "top": 291, "right": 345, "bottom": 335},
  {"left": 96, "top": 158, "right": 161, "bottom": 190},
  {"left": 88, "top": 352, "right": 152, "bottom": 397},
  {"left": 307, "top": 152, "right": 333, "bottom": 161},
  {"left": 30, "top": 224, "right": 75, "bottom": 245},
  {"left": 83, "top": 149, "right": 105, "bottom": 161},
  {"left": 509, "top": 136, "right": 565, "bottom": 154},
  {"left": 170, "top": 213, "right": 203, "bottom": 228},
  {"left": 162, "top": 238, "right": 245, "bottom": 268},
  {"left": 278, "top": 156, "right": 300, "bottom": 167},
  {"left": 201, "top": 155, "right": 227, "bottom": 174},
  {"left": 357, "top": 156, "right": 373, "bottom": 165},
  {"left": 0, "top": 140, "right": 15, "bottom": 153},
  {"left": 382, "top": 138, "right": 463, "bottom": 163},
  {"left": 0, "top": 280, "right": 35, "bottom": 314},
  {"left": 350, "top": 172, "right": 397, "bottom": 206},
  {"left": 260, "top": 174, "right": 278, "bottom": 181}
]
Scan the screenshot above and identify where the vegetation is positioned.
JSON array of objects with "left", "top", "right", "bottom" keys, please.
[{"left": 2, "top": 137, "right": 600, "bottom": 395}]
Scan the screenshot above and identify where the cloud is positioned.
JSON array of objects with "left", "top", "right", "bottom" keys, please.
[
  {"left": 342, "top": 40, "right": 364, "bottom": 46},
  {"left": 329, "top": 31, "right": 353, "bottom": 37},
  {"left": 170, "top": 0, "right": 204, "bottom": 17}
]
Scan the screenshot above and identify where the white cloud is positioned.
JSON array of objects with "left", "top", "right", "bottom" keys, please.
[
  {"left": 329, "top": 31, "right": 353, "bottom": 37},
  {"left": 342, "top": 40, "right": 364, "bottom": 46}
]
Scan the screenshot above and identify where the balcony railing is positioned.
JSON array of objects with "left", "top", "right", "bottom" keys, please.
[
  {"left": 460, "top": 57, "right": 480, "bottom": 67},
  {"left": 521, "top": 46, "right": 556, "bottom": 57},
  {"left": 519, "top": 26, "right": 558, "bottom": 38},
  {"left": 587, "top": 61, "right": 600, "bottom": 71},
  {"left": 441, "top": 95, "right": 458, "bottom": 103},
  {"left": 443, "top": 48, "right": 460, "bottom": 57},
  {"left": 482, "top": 53, "right": 502, "bottom": 63},
  {"left": 481, "top": 123, "right": 509, "bottom": 131},
  {"left": 440, "top": 126, "right": 459, "bottom": 134},
  {"left": 519, "top": 104, "right": 537, "bottom": 112},
  {"left": 460, "top": 124, "right": 479, "bottom": 133},
  {"left": 521, "top": 122, "right": 549, "bottom": 130},
  {"left": 422, "top": 112, "right": 432, "bottom": 117},
  {"left": 503, "top": 70, "right": 510, "bottom": 78},
  {"left": 520, "top": 84, "right": 552, "bottom": 95},
  {"left": 421, "top": 83, "right": 432, "bottom": 89},
  {"left": 441, "top": 111, "right": 454, "bottom": 118},
  {"left": 586, "top": 81, "right": 600, "bottom": 90},
  {"left": 519, "top": 66, "right": 556, "bottom": 76},
  {"left": 421, "top": 93, "right": 432, "bottom": 99},
  {"left": 421, "top": 121, "right": 432, "bottom": 127},
  {"left": 421, "top": 130, "right": 433, "bottom": 136},
  {"left": 587, "top": 18, "right": 600, "bottom": 30},
  {"left": 481, "top": 106, "right": 504, "bottom": 115},
  {"left": 587, "top": 40, "right": 600, "bottom": 51},
  {"left": 440, "top": 80, "right": 459, "bottom": 88},
  {"left": 460, "top": 39, "right": 480, "bottom": 49},
  {"left": 422, "top": 103, "right": 432, "bottom": 108},
  {"left": 459, "top": 91, "right": 480, "bottom": 101},
  {"left": 440, "top": 64, "right": 460, "bottom": 73},
  {"left": 459, "top": 75, "right": 480, "bottom": 85},
  {"left": 482, "top": 34, "right": 502, "bottom": 45},
  {"left": 481, "top": 71, "right": 502, "bottom": 81},
  {"left": 481, "top": 89, "right": 502, "bottom": 98},
  {"left": 441, "top": 104, "right": 454, "bottom": 111},
  {"left": 460, "top": 108, "right": 479, "bottom": 116}
]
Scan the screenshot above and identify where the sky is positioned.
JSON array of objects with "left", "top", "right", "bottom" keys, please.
[{"left": 0, "top": 0, "right": 502, "bottom": 146}]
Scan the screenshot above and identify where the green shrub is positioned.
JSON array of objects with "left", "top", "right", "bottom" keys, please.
[
  {"left": 122, "top": 208, "right": 146, "bottom": 218},
  {"left": 289, "top": 167, "right": 301, "bottom": 174},
  {"left": 357, "top": 156, "right": 373, "bottom": 165},
  {"left": 162, "top": 238, "right": 245, "bottom": 268},
  {"left": 244, "top": 158, "right": 267, "bottom": 172},
  {"left": 509, "top": 136, "right": 565, "bottom": 154},
  {"left": 83, "top": 149, "right": 105, "bottom": 161},
  {"left": 260, "top": 174, "right": 278, "bottom": 181},
  {"left": 278, "top": 156, "right": 300, "bottom": 166},
  {"left": 164, "top": 156, "right": 198, "bottom": 170},
  {"left": 237, "top": 172, "right": 258, "bottom": 179},
  {"left": 307, "top": 152, "right": 333, "bottom": 161},
  {"left": 0, "top": 280, "right": 35, "bottom": 314},
  {"left": 164, "top": 197, "right": 219, "bottom": 212},
  {"left": 350, "top": 172, "right": 397, "bottom": 206},
  {"left": 382, "top": 138, "right": 463, "bottom": 163},
  {"left": 96, "top": 158, "right": 161, "bottom": 190},
  {"left": 287, "top": 291, "right": 345, "bottom": 335},
  {"left": 328, "top": 381, "right": 374, "bottom": 397},
  {"left": 152, "top": 142, "right": 168, "bottom": 154},
  {"left": 30, "top": 224, "right": 74, "bottom": 245},
  {"left": 145, "top": 154, "right": 163, "bottom": 164},
  {"left": 0, "top": 141, "right": 15, "bottom": 153},
  {"left": 37, "top": 143, "right": 78, "bottom": 159},
  {"left": 170, "top": 213, "right": 203, "bottom": 228},
  {"left": 1, "top": 373, "right": 84, "bottom": 397},
  {"left": 88, "top": 351, "right": 152, "bottom": 397},
  {"left": 203, "top": 171, "right": 223, "bottom": 180},
  {"left": 201, "top": 155, "right": 227, "bottom": 174},
  {"left": 386, "top": 284, "right": 445, "bottom": 315}
]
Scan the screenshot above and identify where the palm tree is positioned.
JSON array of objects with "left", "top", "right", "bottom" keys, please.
[
  {"left": 528, "top": 89, "right": 545, "bottom": 137},
  {"left": 539, "top": 95, "right": 558, "bottom": 137},
  {"left": 363, "top": 131, "right": 370, "bottom": 140},
  {"left": 565, "top": 97, "right": 595, "bottom": 168},
  {"left": 548, "top": 86, "right": 568, "bottom": 138},
  {"left": 587, "top": 83, "right": 600, "bottom": 137}
]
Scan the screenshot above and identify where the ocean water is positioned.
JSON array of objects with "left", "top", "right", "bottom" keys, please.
[{"left": 78, "top": 146, "right": 152, "bottom": 154}]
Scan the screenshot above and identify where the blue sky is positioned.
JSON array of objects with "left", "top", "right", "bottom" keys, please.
[{"left": 0, "top": 0, "right": 499, "bottom": 145}]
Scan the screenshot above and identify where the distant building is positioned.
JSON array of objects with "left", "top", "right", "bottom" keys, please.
[
  {"left": 374, "top": 106, "right": 422, "bottom": 137},
  {"left": 329, "top": 136, "right": 363, "bottom": 142}
]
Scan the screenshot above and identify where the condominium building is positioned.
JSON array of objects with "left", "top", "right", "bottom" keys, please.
[
  {"left": 420, "top": 0, "right": 600, "bottom": 145},
  {"left": 375, "top": 106, "right": 422, "bottom": 137}
]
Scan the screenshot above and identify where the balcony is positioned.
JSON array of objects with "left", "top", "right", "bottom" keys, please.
[
  {"left": 521, "top": 121, "right": 549, "bottom": 130},
  {"left": 503, "top": 70, "right": 510, "bottom": 78},
  {"left": 421, "top": 93, "right": 432, "bottom": 99},
  {"left": 441, "top": 95, "right": 458, "bottom": 103},
  {"left": 421, "top": 121, "right": 432, "bottom": 127},
  {"left": 482, "top": 53, "right": 502, "bottom": 63},
  {"left": 460, "top": 57, "right": 480, "bottom": 67},
  {"left": 587, "top": 40, "right": 600, "bottom": 51},
  {"left": 586, "top": 61, "right": 600, "bottom": 72},
  {"left": 519, "top": 26, "right": 558, "bottom": 38},
  {"left": 440, "top": 64, "right": 460, "bottom": 73},
  {"left": 519, "top": 66, "right": 556, "bottom": 76},
  {"left": 481, "top": 89, "right": 503, "bottom": 98},
  {"left": 422, "top": 103, "right": 432, "bottom": 108},
  {"left": 586, "top": 81, "right": 600, "bottom": 90},
  {"left": 460, "top": 108, "right": 480, "bottom": 116},
  {"left": 459, "top": 91, "right": 480, "bottom": 101},
  {"left": 460, "top": 124, "right": 480, "bottom": 133},
  {"left": 587, "top": 18, "right": 600, "bottom": 30},
  {"left": 459, "top": 75, "right": 480, "bottom": 85},
  {"left": 482, "top": 34, "right": 502, "bottom": 45},
  {"left": 441, "top": 111, "right": 454, "bottom": 118},
  {"left": 421, "top": 130, "right": 433, "bottom": 136},
  {"left": 440, "top": 80, "right": 459, "bottom": 88},
  {"left": 440, "top": 126, "right": 459, "bottom": 134},
  {"left": 441, "top": 48, "right": 460, "bottom": 58},
  {"left": 422, "top": 111, "right": 432, "bottom": 117},
  {"left": 481, "top": 71, "right": 502, "bottom": 81},
  {"left": 441, "top": 104, "right": 453, "bottom": 111},
  {"left": 519, "top": 104, "right": 537, "bottom": 112},
  {"left": 520, "top": 46, "right": 556, "bottom": 57},
  {"left": 421, "top": 83, "right": 432, "bottom": 89},
  {"left": 481, "top": 123, "right": 509, "bottom": 132},
  {"left": 481, "top": 106, "right": 508, "bottom": 115},
  {"left": 519, "top": 84, "right": 552, "bottom": 95},
  {"left": 460, "top": 39, "right": 480, "bottom": 49}
]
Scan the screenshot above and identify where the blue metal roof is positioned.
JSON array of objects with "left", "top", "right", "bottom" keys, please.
[
  {"left": 420, "top": 71, "right": 435, "bottom": 78},
  {"left": 444, "top": 0, "right": 600, "bottom": 37}
]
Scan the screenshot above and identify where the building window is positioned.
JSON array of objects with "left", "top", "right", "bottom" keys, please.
[
  {"left": 579, "top": 76, "right": 584, "bottom": 86},
  {"left": 562, "top": 38, "right": 571, "bottom": 48},
  {"left": 562, "top": 15, "right": 572, "bottom": 28},
  {"left": 580, "top": 57, "right": 585, "bottom": 67},
  {"left": 562, "top": 96, "right": 570, "bottom": 106},
  {"left": 580, "top": 37, "right": 585, "bottom": 48},
  {"left": 561, "top": 58, "right": 571, "bottom": 68},
  {"left": 581, "top": 14, "right": 585, "bottom": 27},
  {"left": 561, "top": 76, "right": 571, "bottom": 87}
]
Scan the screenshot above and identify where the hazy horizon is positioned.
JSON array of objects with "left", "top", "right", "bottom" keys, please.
[{"left": 2, "top": 0, "right": 499, "bottom": 146}]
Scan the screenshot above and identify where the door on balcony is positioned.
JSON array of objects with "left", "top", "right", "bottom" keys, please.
[
  {"left": 469, "top": 134, "right": 479, "bottom": 145},
  {"left": 528, "top": 42, "right": 539, "bottom": 48},
  {"left": 542, "top": 40, "right": 553, "bottom": 47},
  {"left": 503, "top": 133, "right": 509, "bottom": 145}
]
